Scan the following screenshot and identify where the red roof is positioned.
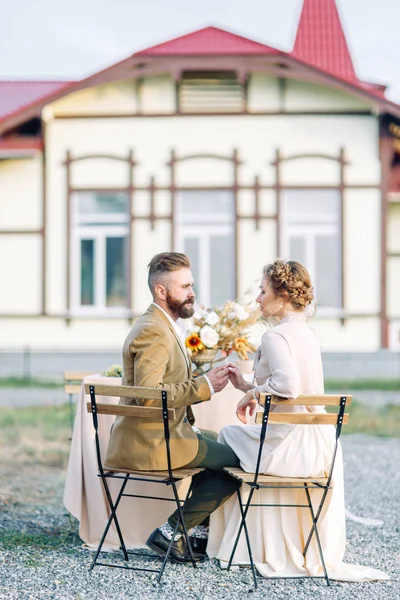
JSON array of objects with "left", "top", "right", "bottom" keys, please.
[
  {"left": 135, "top": 26, "right": 279, "bottom": 56},
  {"left": 291, "top": 0, "right": 386, "bottom": 98},
  {"left": 0, "top": 137, "right": 43, "bottom": 154},
  {"left": 0, "top": 4, "right": 398, "bottom": 133},
  {"left": 0, "top": 81, "right": 70, "bottom": 121},
  {"left": 292, "top": 0, "right": 356, "bottom": 82}
]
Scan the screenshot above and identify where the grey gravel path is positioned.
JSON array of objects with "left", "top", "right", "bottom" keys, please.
[{"left": 0, "top": 435, "right": 399, "bottom": 600}]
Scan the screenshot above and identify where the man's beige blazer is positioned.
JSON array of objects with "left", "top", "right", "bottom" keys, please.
[{"left": 105, "top": 304, "right": 211, "bottom": 471}]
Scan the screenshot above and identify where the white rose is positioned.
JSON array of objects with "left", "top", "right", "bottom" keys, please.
[
  {"left": 193, "top": 305, "right": 207, "bottom": 319},
  {"left": 205, "top": 311, "right": 220, "bottom": 326},
  {"left": 219, "top": 325, "right": 230, "bottom": 336},
  {"left": 229, "top": 303, "right": 249, "bottom": 321},
  {"left": 191, "top": 325, "right": 201, "bottom": 334},
  {"left": 199, "top": 325, "right": 219, "bottom": 348}
]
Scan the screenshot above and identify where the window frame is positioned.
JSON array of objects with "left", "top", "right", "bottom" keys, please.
[
  {"left": 175, "top": 190, "right": 236, "bottom": 307},
  {"left": 280, "top": 188, "right": 343, "bottom": 316},
  {"left": 70, "top": 192, "right": 130, "bottom": 316}
]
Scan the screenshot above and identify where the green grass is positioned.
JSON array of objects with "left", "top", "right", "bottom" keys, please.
[
  {"left": 0, "top": 377, "right": 62, "bottom": 388},
  {"left": 326, "top": 401, "right": 400, "bottom": 437},
  {"left": 0, "top": 377, "right": 400, "bottom": 391},
  {"left": 0, "top": 404, "right": 71, "bottom": 466},
  {"left": 0, "top": 376, "right": 399, "bottom": 391},
  {"left": 324, "top": 379, "right": 400, "bottom": 391},
  {"left": 0, "top": 403, "right": 71, "bottom": 431},
  {"left": 0, "top": 530, "right": 79, "bottom": 551}
]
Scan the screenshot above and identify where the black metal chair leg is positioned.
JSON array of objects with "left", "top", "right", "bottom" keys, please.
[
  {"left": 302, "top": 483, "right": 329, "bottom": 558},
  {"left": 156, "top": 520, "right": 181, "bottom": 583},
  {"left": 303, "top": 485, "right": 330, "bottom": 586},
  {"left": 91, "top": 475, "right": 130, "bottom": 569},
  {"left": 170, "top": 480, "right": 197, "bottom": 567},
  {"left": 236, "top": 487, "right": 258, "bottom": 589},
  {"left": 227, "top": 486, "right": 256, "bottom": 572}
]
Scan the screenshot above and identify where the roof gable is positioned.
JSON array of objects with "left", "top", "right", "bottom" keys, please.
[
  {"left": 0, "top": 81, "right": 70, "bottom": 121},
  {"left": 292, "top": 0, "right": 356, "bottom": 82},
  {"left": 135, "top": 25, "right": 280, "bottom": 56}
]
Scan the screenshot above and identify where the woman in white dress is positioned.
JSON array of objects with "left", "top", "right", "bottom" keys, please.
[{"left": 207, "top": 259, "right": 388, "bottom": 582}]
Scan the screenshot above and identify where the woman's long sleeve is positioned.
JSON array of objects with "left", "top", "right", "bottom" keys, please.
[{"left": 255, "top": 331, "right": 301, "bottom": 399}]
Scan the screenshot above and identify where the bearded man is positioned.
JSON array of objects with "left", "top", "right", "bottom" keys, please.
[{"left": 105, "top": 252, "right": 240, "bottom": 563}]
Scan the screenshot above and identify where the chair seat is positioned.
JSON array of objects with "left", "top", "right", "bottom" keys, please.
[
  {"left": 223, "top": 466, "right": 329, "bottom": 485},
  {"left": 103, "top": 465, "right": 205, "bottom": 480}
]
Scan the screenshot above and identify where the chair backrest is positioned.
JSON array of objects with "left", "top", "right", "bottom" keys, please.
[
  {"left": 255, "top": 394, "right": 352, "bottom": 426},
  {"left": 84, "top": 383, "right": 175, "bottom": 421},
  {"left": 253, "top": 393, "right": 352, "bottom": 484},
  {"left": 85, "top": 383, "right": 175, "bottom": 476}
]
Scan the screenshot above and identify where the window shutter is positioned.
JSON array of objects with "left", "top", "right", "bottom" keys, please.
[{"left": 179, "top": 72, "right": 244, "bottom": 113}]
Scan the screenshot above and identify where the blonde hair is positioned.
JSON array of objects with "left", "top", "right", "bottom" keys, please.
[
  {"left": 148, "top": 252, "right": 191, "bottom": 292},
  {"left": 263, "top": 259, "right": 315, "bottom": 312}
]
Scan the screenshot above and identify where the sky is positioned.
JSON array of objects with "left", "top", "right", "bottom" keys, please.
[{"left": 2, "top": 0, "right": 400, "bottom": 102}]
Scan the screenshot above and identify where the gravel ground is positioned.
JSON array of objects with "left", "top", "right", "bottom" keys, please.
[{"left": 0, "top": 435, "right": 399, "bottom": 600}]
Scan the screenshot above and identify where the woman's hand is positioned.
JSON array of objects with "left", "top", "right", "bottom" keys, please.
[
  {"left": 236, "top": 391, "right": 257, "bottom": 424},
  {"left": 228, "top": 364, "right": 251, "bottom": 393}
]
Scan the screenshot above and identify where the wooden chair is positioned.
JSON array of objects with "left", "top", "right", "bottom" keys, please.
[
  {"left": 85, "top": 383, "right": 205, "bottom": 583},
  {"left": 63, "top": 372, "right": 95, "bottom": 432},
  {"left": 223, "top": 393, "right": 352, "bottom": 589}
]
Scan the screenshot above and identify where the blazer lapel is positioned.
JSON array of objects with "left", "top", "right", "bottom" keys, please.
[{"left": 149, "top": 305, "right": 191, "bottom": 372}]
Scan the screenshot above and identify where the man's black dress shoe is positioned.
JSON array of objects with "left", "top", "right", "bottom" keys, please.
[
  {"left": 190, "top": 535, "right": 208, "bottom": 555},
  {"left": 146, "top": 528, "right": 207, "bottom": 563}
]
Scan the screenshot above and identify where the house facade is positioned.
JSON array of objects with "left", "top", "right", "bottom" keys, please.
[{"left": 0, "top": 0, "right": 400, "bottom": 351}]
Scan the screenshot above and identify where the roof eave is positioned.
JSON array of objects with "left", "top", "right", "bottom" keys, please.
[{"left": 1, "top": 50, "right": 400, "bottom": 134}]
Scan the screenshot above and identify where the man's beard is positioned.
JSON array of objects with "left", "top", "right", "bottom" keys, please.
[{"left": 166, "top": 292, "right": 195, "bottom": 319}]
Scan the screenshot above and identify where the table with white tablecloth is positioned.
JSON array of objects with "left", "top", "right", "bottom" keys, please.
[{"left": 63, "top": 366, "right": 252, "bottom": 550}]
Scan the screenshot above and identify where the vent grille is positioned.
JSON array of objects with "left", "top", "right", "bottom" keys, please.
[{"left": 179, "top": 72, "right": 244, "bottom": 113}]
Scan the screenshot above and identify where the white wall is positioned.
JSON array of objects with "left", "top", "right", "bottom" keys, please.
[
  {"left": 0, "top": 156, "right": 43, "bottom": 314},
  {"left": 247, "top": 74, "right": 281, "bottom": 112},
  {"left": 40, "top": 110, "right": 381, "bottom": 348},
  {"left": 0, "top": 317, "right": 131, "bottom": 349},
  {"left": 132, "top": 220, "right": 170, "bottom": 310},
  {"left": 344, "top": 189, "right": 381, "bottom": 313},
  {"left": 312, "top": 317, "right": 381, "bottom": 351},
  {"left": 139, "top": 75, "right": 176, "bottom": 113},
  {"left": 0, "top": 71, "right": 384, "bottom": 349},
  {"left": 387, "top": 203, "right": 400, "bottom": 324},
  {"left": 284, "top": 80, "right": 371, "bottom": 112},
  {"left": 0, "top": 235, "right": 42, "bottom": 313},
  {"left": 0, "top": 157, "right": 42, "bottom": 229},
  {"left": 50, "top": 80, "right": 139, "bottom": 115}
]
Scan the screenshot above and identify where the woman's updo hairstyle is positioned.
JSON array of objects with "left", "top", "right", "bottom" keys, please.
[{"left": 263, "top": 259, "right": 315, "bottom": 312}]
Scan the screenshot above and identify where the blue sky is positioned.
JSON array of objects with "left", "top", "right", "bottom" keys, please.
[{"left": 2, "top": 0, "right": 400, "bottom": 102}]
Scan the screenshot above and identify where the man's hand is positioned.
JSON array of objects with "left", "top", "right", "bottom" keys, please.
[
  {"left": 207, "top": 365, "right": 229, "bottom": 393},
  {"left": 236, "top": 391, "right": 257, "bottom": 424},
  {"left": 227, "top": 363, "right": 251, "bottom": 393}
]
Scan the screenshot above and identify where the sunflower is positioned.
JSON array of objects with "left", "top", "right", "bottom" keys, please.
[{"left": 185, "top": 333, "right": 205, "bottom": 353}]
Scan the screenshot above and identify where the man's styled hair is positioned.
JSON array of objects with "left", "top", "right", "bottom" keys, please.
[{"left": 148, "top": 252, "right": 191, "bottom": 293}]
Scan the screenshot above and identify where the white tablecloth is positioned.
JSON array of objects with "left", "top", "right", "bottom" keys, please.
[{"left": 63, "top": 369, "right": 250, "bottom": 550}]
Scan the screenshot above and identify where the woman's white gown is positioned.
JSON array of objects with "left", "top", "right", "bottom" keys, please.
[{"left": 207, "top": 314, "right": 388, "bottom": 581}]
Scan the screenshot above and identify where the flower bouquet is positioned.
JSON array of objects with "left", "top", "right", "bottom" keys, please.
[
  {"left": 103, "top": 364, "right": 123, "bottom": 377},
  {"left": 185, "top": 300, "right": 260, "bottom": 374}
]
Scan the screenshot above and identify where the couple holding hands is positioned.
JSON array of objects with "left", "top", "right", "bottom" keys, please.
[{"left": 105, "top": 252, "right": 388, "bottom": 581}]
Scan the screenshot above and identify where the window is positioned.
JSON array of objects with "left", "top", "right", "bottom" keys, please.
[
  {"left": 71, "top": 192, "right": 130, "bottom": 314},
  {"left": 175, "top": 190, "right": 235, "bottom": 307},
  {"left": 179, "top": 72, "right": 244, "bottom": 113},
  {"left": 281, "top": 190, "right": 342, "bottom": 310}
]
